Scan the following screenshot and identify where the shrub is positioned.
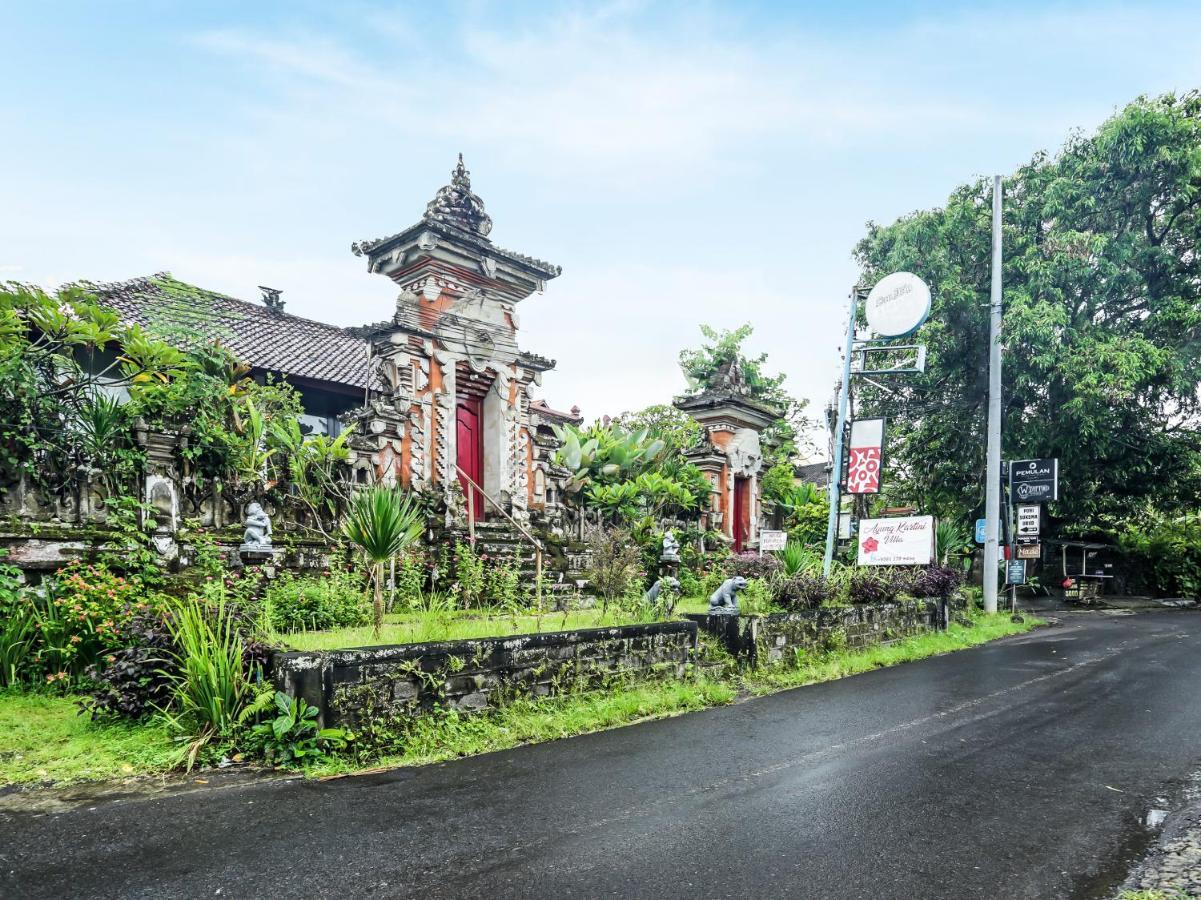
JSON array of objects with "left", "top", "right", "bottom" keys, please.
[
  {"left": 82, "top": 607, "right": 178, "bottom": 720},
  {"left": 33, "top": 562, "right": 156, "bottom": 685},
  {"left": 0, "top": 564, "right": 35, "bottom": 687},
  {"left": 482, "top": 557, "right": 522, "bottom": 609},
  {"left": 848, "top": 569, "right": 907, "bottom": 605},
  {"left": 584, "top": 525, "right": 643, "bottom": 612},
  {"left": 737, "top": 578, "right": 776, "bottom": 615},
  {"left": 393, "top": 551, "right": 427, "bottom": 608},
  {"left": 162, "top": 595, "right": 253, "bottom": 766},
  {"left": 912, "top": 565, "right": 963, "bottom": 600},
  {"left": 723, "top": 551, "right": 782, "bottom": 582},
  {"left": 1118, "top": 514, "right": 1201, "bottom": 598},
  {"left": 776, "top": 542, "right": 820, "bottom": 577},
  {"left": 263, "top": 569, "right": 369, "bottom": 632},
  {"left": 776, "top": 574, "right": 838, "bottom": 610},
  {"left": 451, "top": 541, "right": 486, "bottom": 607}
]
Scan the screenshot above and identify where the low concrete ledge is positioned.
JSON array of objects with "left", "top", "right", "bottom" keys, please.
[{"left": 273, "top": 619, "right": 699, "bottom": 728}]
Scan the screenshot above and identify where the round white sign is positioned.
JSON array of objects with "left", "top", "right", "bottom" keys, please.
[{"left": 864, "top": 272, "right": 931, "bottom": 338}]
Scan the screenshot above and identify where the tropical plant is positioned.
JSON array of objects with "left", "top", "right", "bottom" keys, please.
[
  {"left": 0, "top": 579, "right": 35, "bottom": 686},
  {"left": 82, "top": 607, "right": 178, "bottom": 720},
  {"left": 342, "top": 485, "right": 425, "bottom": 636},
  {"left": 263, "top": 569, "right": 370, "bottom": 633},
  {"left": 776, "top": 541, "right": 820, "bottom": 577},
  {"left": 162, "top": 595, "right": 253, "bottom": 766},
  {"left": 935, "top": 520, "right": 974, "bottom": 569},
  {"left": 246, "top": 690, "right": 351, "bottom": 767},
  {"left": 912, "top": 565, "right": 964, "bottom": 600},
  {"left": 268, "top": 417, "right": 356, "bottom": 534}
]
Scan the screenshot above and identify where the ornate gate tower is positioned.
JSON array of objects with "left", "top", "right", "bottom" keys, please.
[{"left": 347, "top": 155, "right": 562, "bottom": 522}]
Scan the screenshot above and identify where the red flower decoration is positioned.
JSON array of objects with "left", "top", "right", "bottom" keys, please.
[{"left": 861, "top": 536, "right": 879, "bottom": 554}]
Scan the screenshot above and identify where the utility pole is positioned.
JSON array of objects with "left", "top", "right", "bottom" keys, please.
[
  {"left": 983, "top": 175, "right": 1004, "bottom": 614},
  {"left": 823, "top": 288, "right": 858, "bottom": 577}
]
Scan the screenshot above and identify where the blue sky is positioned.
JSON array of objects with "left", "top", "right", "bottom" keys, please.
[{"left": 4, "top": 1, "right": 1201, "bottom": 451}]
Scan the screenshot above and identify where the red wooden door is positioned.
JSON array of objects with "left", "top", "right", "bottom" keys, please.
[
  {"left": 456, "top": 398, "right": 485, "bottom": 520},
  {"left": 732, "top": 476, "right": 750, "bottom": 552}
]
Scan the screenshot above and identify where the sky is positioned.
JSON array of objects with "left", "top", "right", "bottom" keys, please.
[{"left": 4, "top": 1, "right": 1201, "bottom": 455}]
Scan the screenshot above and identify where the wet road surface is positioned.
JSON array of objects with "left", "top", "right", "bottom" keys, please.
[{"left": 4, "top": 610, "right": 1201, "bottom": 899}]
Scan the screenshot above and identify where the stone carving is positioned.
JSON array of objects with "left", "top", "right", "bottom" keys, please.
[
  {"left": 239, "top": 502, "right": 273, "bottom": 560},
  {"left": 424, "top": 154, "right": 493, "bottom": 237},
  {"left": 660, "top": 532, "right": 680, "bottom": 563},
  {"left": 709, "top": 576, "right": 748, "bottom": 615},
  {"left": 727, "top": 428, "right": 763, "bottom": 478},
  {"left": 644, "top": 576, "right": 680, "bottom": 613}
]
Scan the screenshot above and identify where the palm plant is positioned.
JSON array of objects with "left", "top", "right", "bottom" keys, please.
[{"left": 343, "top": 485, "right": 424, "bottom": 637}]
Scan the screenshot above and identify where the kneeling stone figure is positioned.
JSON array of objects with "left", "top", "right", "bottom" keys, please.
[{"left": 709, "top": 576, "right": 748, "bottom": 615}]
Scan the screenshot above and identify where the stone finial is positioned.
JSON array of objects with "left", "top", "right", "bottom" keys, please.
[
  {"left": 424, "top": 153, "right": 494, "bottom": 237},
  {"left": 258, "top": 286, "right": 285, "bottom": 312}
]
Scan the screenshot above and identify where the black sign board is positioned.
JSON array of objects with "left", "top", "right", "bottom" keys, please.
[
  {"left": 1006, "top": 560, "right": 1026, "bottom": 585},
  {"left": 1009, "top": 458, "right": 1059, "bottom": 503}
]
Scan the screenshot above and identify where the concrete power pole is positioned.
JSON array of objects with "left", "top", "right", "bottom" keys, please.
[{"left": 983, "top": 175, "right": 1004, "bottom": 614}]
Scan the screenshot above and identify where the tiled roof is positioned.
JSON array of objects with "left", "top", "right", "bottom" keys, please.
[
  {"left": 89, "top": 274, "right": 372, "bottom": 390},
  {"left": 795, "top": 461, "right": 830, "bottom": 487},
  {"left": 529, "top": 399, "right": 583, "bottom": 424}
]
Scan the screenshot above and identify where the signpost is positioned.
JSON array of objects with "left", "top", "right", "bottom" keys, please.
[
  {"left": 864, "top": 272, "right": 932, "bottom": 338},
  {"left": 1006, "top": 560, "right": 1026, "bottom": 585},
  {"left": 759, "top": 530, "right": 786, "bottom": 552},
  {"left": 1016, "top": 504, "right": 1040, "bottom": 540},
  {"left": 857, "top": 515, "right": 934, "bottom": 566},
  {"left": 975, "top": 518, "right": 986, "bottom": 544},
  {"left": 1016, "top": 543, "right": 1041, "bottom": 560},
  {"left": 1010, "top": 459, "right": 1059, "bottom": 503},
  {"left": 823, "top": 275, "right": 931, "bottom": 577}
]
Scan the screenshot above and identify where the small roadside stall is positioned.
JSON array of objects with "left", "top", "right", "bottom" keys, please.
[{"left": 1049, "top": 540, "right": 1117, "bottom": 603}]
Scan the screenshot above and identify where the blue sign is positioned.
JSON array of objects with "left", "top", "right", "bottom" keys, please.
[{"left": 975, "top": 518, "right": 987, "bottom": 544}]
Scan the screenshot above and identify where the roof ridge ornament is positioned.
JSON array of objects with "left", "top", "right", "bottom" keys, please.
[{"left": 423, "top": 152, "right": 494, "bottom": 238}]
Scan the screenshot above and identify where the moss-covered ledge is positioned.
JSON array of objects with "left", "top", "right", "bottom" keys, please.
[
  {"left": 273, "top": 620, "right": 700, "bottom": 729},
  {"left": 684, "top": 601, "right": 940, "bottom": 667}
]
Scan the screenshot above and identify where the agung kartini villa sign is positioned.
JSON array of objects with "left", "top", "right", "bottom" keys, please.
[{"left": 857, "top": 515, "right": 935, "bottom": 566}]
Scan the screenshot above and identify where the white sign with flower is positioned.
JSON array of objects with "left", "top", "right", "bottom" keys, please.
[{"left": 857, "top": 515, "right": 934, "bottom": 566}]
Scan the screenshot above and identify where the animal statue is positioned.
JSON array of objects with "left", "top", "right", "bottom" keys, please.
[
  {"left": 708, "top": 576, "right": 748, "bottom": 615},
  {"left": 241, "top": 502, "right": 273, "bottom": 549},
  {"left": 643, "top": 576, "right": 680, "bottom": 615}
]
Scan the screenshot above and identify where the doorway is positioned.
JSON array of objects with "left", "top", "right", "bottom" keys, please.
[
  {"left": 733, "top": 476, "right": 750, "bottom": 552},
  {"left": 456, "top": 396, "right": 485, "bottom": 520}
]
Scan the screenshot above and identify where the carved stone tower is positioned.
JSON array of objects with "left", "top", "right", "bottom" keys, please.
[{"left": 348, "top": 156, "right": 562, "bottom": 521}]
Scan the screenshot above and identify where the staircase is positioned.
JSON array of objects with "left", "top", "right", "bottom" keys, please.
[{"left": 447, "top": 519, "right": 590, "bottom": 608}]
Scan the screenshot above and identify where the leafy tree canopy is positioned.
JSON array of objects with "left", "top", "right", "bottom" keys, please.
[{"left": 854, "top": 91, "right": 1201, "bottom": 532}]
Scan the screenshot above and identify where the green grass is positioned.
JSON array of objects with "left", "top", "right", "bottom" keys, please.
[
  {"left": 280, "top": 606, "right": 664, "bottom": 651},
  {"left": 308, "top": 677, "right": 738, "bottom": 776},
  {"left": 0, "top": 691, "right": 177, "bottom": 786},
  {"left": 744, "top": 611, "right": 1040, "bottom": 694}
]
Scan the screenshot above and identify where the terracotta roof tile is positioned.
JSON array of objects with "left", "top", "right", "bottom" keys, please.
[{"left": 89, "top": 274, "right": 372, "bottom": 389}]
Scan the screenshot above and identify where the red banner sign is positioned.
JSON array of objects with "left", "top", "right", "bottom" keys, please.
[{"left": 846, "top": 418, "right": 884, "bottom": 494}]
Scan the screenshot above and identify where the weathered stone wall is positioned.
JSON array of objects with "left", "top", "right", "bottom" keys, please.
[
  {"left": 686, "top": 601, "right": 939, "bottom": 667},
  {"left": 273, "top": 620, "right": 698, "bottom": 729}
]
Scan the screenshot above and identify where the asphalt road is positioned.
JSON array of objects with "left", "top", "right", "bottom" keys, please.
[{"left": 4, "top": 610, "right": 1201, "bottom": 900}]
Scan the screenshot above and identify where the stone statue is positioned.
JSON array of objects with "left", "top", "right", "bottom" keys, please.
[
  {"left": 644, "top": 576, "right": 680, "bottom": 614},
  {"left": 660, "top": 532, "right": 680, "bottom": 564},
  {"left": 709, "top": 576, "right": 748, "bottom": 615},
  {"left": 241, "top": 502, "right": 272, "bottom": 550}
]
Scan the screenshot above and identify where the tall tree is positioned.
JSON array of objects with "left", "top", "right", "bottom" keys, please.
[{"left": 854, "top": 92, "right": 1201, "bottom": 532}]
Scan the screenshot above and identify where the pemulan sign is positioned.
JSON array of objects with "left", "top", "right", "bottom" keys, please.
[{"left": 1009, "top": 458, "right": 1059, "bottom": 503}]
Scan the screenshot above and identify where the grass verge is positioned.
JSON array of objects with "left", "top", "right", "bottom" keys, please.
[
  {"left": 0, "top": 690, "right": 176, "bottom": 787},
  {"left": 744, "top": 611, "right": 1038, "bottom": 695},
  {"left": 1, "top": 611, "right": 1039, "bottom": 788},
  {"left": 307, "top": 678, "right": 738, "bottom": 777}
]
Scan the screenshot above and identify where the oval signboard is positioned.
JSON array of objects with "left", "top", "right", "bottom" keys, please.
[{"left": 865, "top": 272, "right": 931, "bottom": 338}]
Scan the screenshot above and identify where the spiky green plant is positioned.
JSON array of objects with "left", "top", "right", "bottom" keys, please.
[
  {"left": 776, "top": 541, "right": 821, "bottom": 577},
  {"left": 162, "top": 595, "right": 251, "bottom": 768},
  {"left": 342, "top": 485, "right": 424, "bottom": 637},
  {"left": 0, "top": 600, "right": 35, "bottom": 687}
]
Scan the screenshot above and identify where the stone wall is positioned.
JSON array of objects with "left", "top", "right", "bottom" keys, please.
[
  {"left": 685, "top": 601, "right": 940, "bottom": 668},
  {"left": 273, "top": 620, "right": 699, "bottom": 729}
]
